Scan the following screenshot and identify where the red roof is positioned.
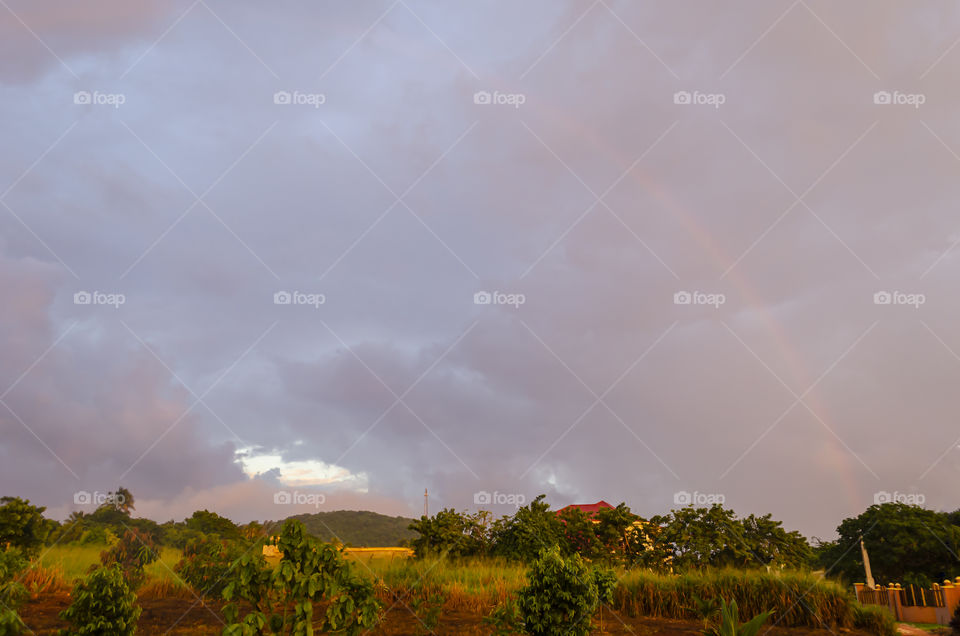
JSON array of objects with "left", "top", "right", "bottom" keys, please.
[{"left": 556, "top": 500, "right": 614, "bottom": 518}]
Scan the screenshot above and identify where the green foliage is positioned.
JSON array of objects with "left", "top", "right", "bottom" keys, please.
[
  {"left": 690, "top": 595, "right": 722, "bottom": 629},
  {"left": 853, "top": 603, "right": 897, "bottom": 636},
  {"left": 0, "top": 497, "right": 49, "bottom": 558},
  {"left": 557, "top": 507, "right": 603, "bottom": 559},
  {"left": 517, "top": 547, "right": 599, "bottom": 636},
  {"left": 222, "top": 519, "right": 381, "bottom": 635},
  {"left": 817, "top": 503, "right": 960, "bottom": 583},
  {"left": 0, "top": 549, "right": 28, "bottom": 636},
  {"left": 950, "top": 599, "right": 960, "bottom": 636},
  {"left": 59, "top": 564, "right": 142, "bottom": 636},
  {"left": 703, "top": 598, "right": 771, "bottom": 636},
  {"left": 647, "top": 505, "right": 810, "bottom": 570},
  {"left": 174, "top": 536, "right": 246, "bottom": 600},
  {"left": 491, "top": 495, "right": 564, "bottom": 563},
  {"left": 99, "top": 528, "right": 159, "bottom": 589},
  {"left": 408, "top": 509, "right": 490, "bottom": 558},
  {"left": 288, "top": 510, "right": 416, "bottom": 547},
  {"left": 483, "top": 598, "right": 522, "bottom": 635},
  {"left": 184, "top": 510, "right": 241, "bottom": 541},
  {"left": 409, "top": 591, "right": 447, "bottom": 634}
]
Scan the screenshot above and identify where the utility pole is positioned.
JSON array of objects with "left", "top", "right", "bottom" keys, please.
[
  {"left": 861, "top": 536, "right": 876, "bottom": 589},
  {"left": 424, "top": 488, "right": 428, "bottom": 518}
]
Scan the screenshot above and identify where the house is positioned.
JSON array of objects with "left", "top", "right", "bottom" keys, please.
[{"left": 556, "top": 500, "right": 615, "bottom": 521}]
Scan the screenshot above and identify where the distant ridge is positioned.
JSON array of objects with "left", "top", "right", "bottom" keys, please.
[{"left": 284, "top": 510, "right": 417, "bottom": 547}]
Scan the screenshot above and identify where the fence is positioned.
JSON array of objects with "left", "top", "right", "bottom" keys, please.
[{"left": 854, "top": 580, "right": 955, "bottom": 625}]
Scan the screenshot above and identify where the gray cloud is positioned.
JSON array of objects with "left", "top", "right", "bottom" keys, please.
[{"left": 3, "top": 1, "right": 960, "bottom": 537}]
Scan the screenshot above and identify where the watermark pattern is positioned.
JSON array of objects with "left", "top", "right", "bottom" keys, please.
[
  {"left": 674, "top": 290, "right": 725, "bottom": 308},
  {"left": 873, "top": 290, "right": 925, "bottom": 308},
  {"left": 73, "top": 490, "right": 126, "bottom": 506},
  {"left": 273, "top": 90, "right": 326, "bottom": 108},
  {"left": 474, "top": 290, "right": 525, "bottom": 308},
  {"left": 874, "top": 491, "right": 925, "bottom": 505},
  {"left": 673, "top": 90, "right": 725, "bottom": 109},
  {"left": 474, "top": 490, "right": 526, "bottom": 508},
  {"left": 74, "top": 290, "right": 126, "bottom": 308},
  {"left": 473, "top": 90, "right": 526, "bottom": 109},
  {"left": 273, "top": 490, "right": 326, "bottom": 508},
  {"left": 873, "top": 90, "right": 925, "bottom": 108},
  {"left": 674, "top": 490, "right": 725, "bottom": 506},
  {"left": 274, "top": 290, "right": 326, "bottom": 308},
  {"left": 73, "top": 91, "right": 126, "bottom": 108}
]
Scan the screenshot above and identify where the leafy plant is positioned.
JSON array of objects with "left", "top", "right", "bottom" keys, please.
[
  {"left": 689, "top": 595, "right": 722, "bottom": 629},
  {"left": 0, "top": 549, "right": 28, "bottom": 636},
  {"left": 703, "top": 598, "right": 771, "bottom": 636},
  {"left": 0, "top": 498, "right": 49, "bottom": 558},
  {"left": 174, "top": 536, "right": 246, "bottom": 601},
  {"left": 99, "top": 528, "right": 159, "bottom": 589},
  {"left": 483, "top": 597, "right": 522, "bottom": 635},
  {"left": 409, "top": 591, "right": 447, "bottom": 634},
  {"left": 853, "top": 603, "right": 897, "bottom": 636},
  {"left": 59, "top": 564, "right": 141, "bottom": 636},
  {"left": 594, "top": 567, "right": 618, "bottom": 633},
  {"left": 222, "top": 519, "right": 381, "bottom": 635},
  {"left": 517, "top": 547, "right": 599, "bottom": 636},
  {"left": 951, "top": 600, "right": 960, "bottom": 635}
]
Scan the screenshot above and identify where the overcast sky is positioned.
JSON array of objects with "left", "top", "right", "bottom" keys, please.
[{"left": 2, "top": 0, "right": 960, "bottom": 539}]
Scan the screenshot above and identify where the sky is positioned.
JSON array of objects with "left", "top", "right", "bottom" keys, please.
[{"left": 1, "top": 0, "right": 960, "bottom": 540}]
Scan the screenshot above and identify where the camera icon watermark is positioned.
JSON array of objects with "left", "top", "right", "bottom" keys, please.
[
  {"left": 873, "top": 90, "right": 925, "bottom": 109},
  {"left": 273, "top": 490, "right": 325, "bottom": 508},
  {"left": 673, "top": 490, "right": 725, "bottom": 506},
  {"left": 673, "top": 90, "right": 725, "bottom": 109},
  {"left": 474, "top": 290, "right": 525, "bottom": 308},
  {"left": 873, "top": 290, "right": 925, "bottom": 308},
  {"left": 474, "top": 490, "right": 526, "bottom": 508},
  {"left": 273, "top": 90, "right": 325, "bottom": 108},
  {"left": 473, "top": 90, "right": 526, "bottom": 109},
  {"left": 874, "top": 491, "right": 925, "bottom": 505},
  {"left": 74, "top": 290, "right": 125, "bottom": 308},
  {"left": 73, "top": 90, "right": 126, "bottom": 109},
  {"left": 674, "top": 290, "right": 725, "bottom": 308},
  {"left": 274, "top": 290, "right": 325, "bottom": 308},
  {"left": 73, "top": 491, "right": 125, "bottom": 506}
]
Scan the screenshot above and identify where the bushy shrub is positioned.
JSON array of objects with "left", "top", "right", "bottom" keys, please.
[
  {"left": 853, "top": 603, "right": 897, "bottom": 636},
  {"left": 0, "top": 549, "right": 28, "bottom": 635},
  {"left": 99, "top": 528, "right": 158, "bottom": 589},
  {"left": 951, "top": 600, "right": 960, "bottom": 635},
  {"left": 517, "top": 547, "right": 599, "bottom": 636},
  {"left": 59, "top": 565, "right": 141, "bottom": 636},
  {"left": 222, "top": 520, "right": 381, "bottom": 635},
  {"left": 174, "top": 536, "right": 247, "bottom": 600}
]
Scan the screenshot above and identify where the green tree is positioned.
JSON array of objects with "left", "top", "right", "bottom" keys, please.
[
  {"left": 557, "top": 507, "right": 603, "bottom": 559},
  {"left": 818, "top": 503, "right": 960, "bottom": 584},
  {"left": 491, "top": 495, "right": 564, "bottom": 562},
  {"left": 0, "top": 497, "right": 48, "bottom": 558},
  {"left": 184, "top": 509, "right": 241, "bottom": 540},
  {"left": 100, "top": 527, "right": 159, "bottom": 589},
  {"left": 596, "top": 503, "right": 640, "bottom": 560},
  {"left": 740, "top": 513, "right": 811, "bottom": 569},
  {"left": 408, "top": 509, "right": 489, "bottom": 558}
]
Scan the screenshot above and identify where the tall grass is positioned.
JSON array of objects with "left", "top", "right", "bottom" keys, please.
[
  {"left": 614, "top": 569, "right": 854, "bottom": 628},
  {"left": 360, "top": 556, "right": 526, "bottom": 612}
]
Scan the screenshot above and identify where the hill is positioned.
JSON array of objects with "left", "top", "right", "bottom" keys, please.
[{"left": 284, "top": 510, "right": 418, "bottom": 547}]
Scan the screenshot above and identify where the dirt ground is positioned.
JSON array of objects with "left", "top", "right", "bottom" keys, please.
[{"left": 17, "top": 595, "right": 883, "bottom": 635}]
